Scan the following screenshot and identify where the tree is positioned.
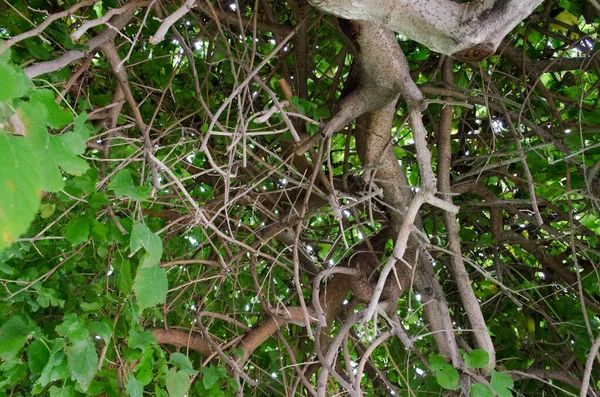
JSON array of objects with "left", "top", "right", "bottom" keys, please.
[{"left": 0, "top": 0, "right": 599, "bottom": 396}]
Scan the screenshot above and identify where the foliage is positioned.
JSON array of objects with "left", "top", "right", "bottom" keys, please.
[{"left": 0, "top": 0, "right": 599, "bottom": 396}]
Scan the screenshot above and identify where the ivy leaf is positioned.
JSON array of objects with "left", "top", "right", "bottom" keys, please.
[
  {"left": 0, "top": 316, "right": 39, "bottom": 360},
  {"left": 109, "top": 169, "right": 151, "bottom": 201},
  {"left": 471, "top": 383, "right": 494, "bottom": 397},
  {"left": 134, "top": 266, "right": 168, "bottom": 311},
  {"left": 491, "top": 371, "right": 514, "bottom": 397},
  {"left": 464, "top": 349, "right": 489, "bottom": 369},
  {"left": 130, "top": 222, "right": 163, "bottom": 267},
  {"left": 66, "top": 339, "right": 99, "bottom": 391},
  {"left": 166, "top": 368, "right": 191, "bottom": 397}
]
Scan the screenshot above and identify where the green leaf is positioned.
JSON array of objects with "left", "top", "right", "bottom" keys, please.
[
  {"left": 128, "top": 328, "right": 156, "bottom": 350},
  {"left": 49, "top": 385, "right": 74, "bottom": 397},
  {"left": 134, "top": 265, "right": 168, "bottom": 311},
  {"left": 0, "top": 62, "right": 18, "bottom": 102},
  {"left": 289, "top": 96, "right": 316, "bottom": 115},
  {"left": 314, "top": 107, "right": 331, "bottom": 121},
  {"left": 491, "top": 370, "right": 514, "bottom": 397},
  {"left": 464, "top": 349, "right": 489, "bottom": 369},
  {"left": 39, "top": 339, "right": 67, "bottom": 386},
  {"left": 471, "top": 383, "right": 494, "bottom": 397},
  {"left": 67, "top": 339, "right": 99, "bottom": 391},
  {"left": 109, "top": 169, "right": 151, "bottom": 201},
  {"left": 0, "top": 60, "right": 31, "bottom": 101},
  {"left": 64, "top": 217, "right": 92, "bottom": 245},
  {"left": 435, "top": 364, "right": 459, "bottom": 390},
  {"left": 0, "top": 261, "right": 13, "bottom": 275},
  {"left": 428, "top": 354, "right": 446, "bottom": 371},
  {"left": 88, "top": 192, "right": 109, "bottom": 208},
  {"left": 231, "top": 347, "right": 244, "bottom": 359},
  {"left": 27, "top": 42, "right": 52, "bottom": 61},
  {"left": 39, "top": 203, "right": 56, "bottom": 218},
  {"left": 166, "top": 368, "right": 191, "bottom": 397},
  {"left": 89, "top": 321, "right": 112, "bottom": 344},
  {"left": 134, "top": 348, "right": 154, "bottom": 385},
  {"left": 130, "top": 222, "right": 163, "bottom": 267},
  {"left": 125, "top": 375, "right": 144, "bottom": 397},
  {"left": 56, "top": 313, "right": 89, "bottom": 342},
  {"left": 0, "top": 92, "right": 89, "bottom": 250},
  {"left": 91, "top": 219, "right": 108, "bottom": 242},
  {"left": 170, "top": 352, "right": 198, "bottom": 375},
  {"left": 201, "top": 365, "right": 222, "bottom": 389},
  {"left": 115, "top": 257, "right": 133, "bottom": 296},
  {"left": 81, "top": 301, "right": 103, "bottom": 312},
  {"left": 0, "top": 317, "right": 39, "bottom": 360},
  {"left": 28, "top": 339, "right": 50, "bottom": 375},
  {"left": 30, "top": 89, "right": 72, "bottom": 128}
]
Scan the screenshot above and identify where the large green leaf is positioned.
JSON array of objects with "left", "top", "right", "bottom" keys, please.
[
  {"left": 0, "top": 317, "right": 39, "bottom": 360},
  {"left": 66, "top": 339, "right": 99, "bottom": 391},
  {"left": 125, "top": 375, "right": 144, "bottom": 397},
  {"left": 134, "top": 265, "right": 168, "bottom": 310},
  {"left": 109, "top": 169, "right": 151, "bottom": 201},
  {"left": 0, "top": 58, "right": 89, "bottom": 250},
  {"left": 464, "top": 349, "right": 489, "bottom": 369},
  {"left": 166, "top": 368, "right": 191, "bottom": 397},
  {"left": 490, "top": 371, "right": 514, "bottom": 397},
  {"left": 130, "top": 222, "right": 163, "bottom": 267}
]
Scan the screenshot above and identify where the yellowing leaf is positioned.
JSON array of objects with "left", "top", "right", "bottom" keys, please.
[{"left": 550, "top": 10, "right": 579, "bottom": 38}]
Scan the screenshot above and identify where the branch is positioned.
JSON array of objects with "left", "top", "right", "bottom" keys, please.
[
  {"left": 0, "top": 0, "right": 97, "bottom": 54},
  {"left": 100, "top": 42, "right": 161, "bottom": 192},
  {"left": 499, "top": 42, "right": 598, "bottom": 74},
  {"left": 151, "top": 328, "right": 213, "bottom": 356},
  {"left": 150, "top": 0, "right": 196, "bottom": 44},
  {"left": 71, "top": 2, "right": 141, "bottom": 41},
  {"left": 24, "top": 3, "right": 146, "bottom": 78},
  {"left": 436, "top": 58, "right": 495, "bottom": 373}
]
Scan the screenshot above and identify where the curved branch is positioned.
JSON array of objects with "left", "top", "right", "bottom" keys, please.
[
  {"left": 0, "top": 0, "right": 97, "bottom": 54},
  {"left": 24, "top": 2, "right": 147, "bottom": 78},
  {"left": 151, "top": 328, "right": 213, "bottom": 356}
]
